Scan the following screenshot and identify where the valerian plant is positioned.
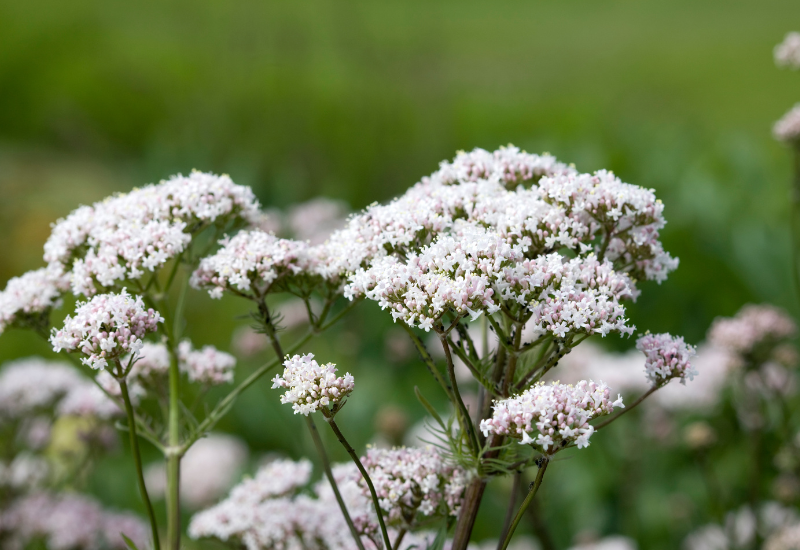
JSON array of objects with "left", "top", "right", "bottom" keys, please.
[{"left": 0, "top": 147, "right": 701, "bottom": 550}]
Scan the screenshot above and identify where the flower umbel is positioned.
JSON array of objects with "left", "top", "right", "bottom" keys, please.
[
  {"left": 49, "top": 289, "right": 163, "bottom": 371},
  {"left": 272, "top": 354, "right": 354, "bottom": 415},
  {"left": 480, "top": 380, "right": 624, "bottom": 453},
  {"left": 636, "top": 332, "right": 697, "bottom": 386}
]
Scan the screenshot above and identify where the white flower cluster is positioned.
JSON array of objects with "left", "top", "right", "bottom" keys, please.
[
  {"left": 775, "top": 32, "right": 800, "bottom": 69},
  {"left": 272, "top": 353, "right": 354, "bottom": 415},
  {"left": 333, "top": 147, "right": 675, "bottom": 336},
  {"left": 348, "top": 222, "right": 634, "bottom": 335},
  {"left": 360, "top": 446, "right": 469, "bottom": 525},
  {"left": 0, "top": 453, "right": 50, "bottom": 492},
  {"left": 191, "top": 229, "right": 312, "bottom": 299},
  {"left": 537, "top": 170, "right": 679, "bottom": 283},
  {"left": 774, "top": 104, "right": 800, "bottom": 143},
  {"left": 43, "top": 171, "right": 260, "bottom": 296},
  {"left": 0, "top": 357, "right": 83, "bottom": 420},
  {"left": 635, "top": 332, "right": 697, "bottom": 386},
  {"left": 144, "top": 433, "right": 249, "bottom": 509},
  {"left": 50, "top": 289, "right": 163, "bottom": 371},
  {"left": 0, "top": 266, "right": 69, "bottom": 335},
  {"left": 189, "top": 457, "right": 463, "bottom": 550},
  {"left": 0, "top": 491, "right": 149, "bottom": 550},
  {"left": 0, "top": 357, "right": 120, "bottom": 423},
  {"left": 566, "top": 536, "right": 637, "bottom": 550},
  {"left": 708, "top": 304, "right": 796, "bottom": 358},
  {"left": 684, "top": 502, "right": 799, "bottom": 550},
  {"left": 346, "top": 223, "right": 513, "bottom": 329},
  {"left": 480, "top": 381, "right": 624, "bottom": 452},
  {"left": 766, "top": 524, "right": 800, "bottom": 550},
  {"left": 178, "top": 340, "right": 237, "bottom": 385},
  {"left": 127, "top": 340, "right": 171, "bottom": 380},
  {"left": 317, "top": 147, "right": 575, "bottom": 279},
  {"left": 187, "top": 458, "right": 314, "bottom": 549},
  {"left": 56, "top": 383, "right": 123, "bottom": 420},
  {"left": 287, "top": 197, "right": 350, "bottom": 245}
]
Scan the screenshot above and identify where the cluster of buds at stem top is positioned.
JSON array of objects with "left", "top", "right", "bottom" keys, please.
[
  {"left": 271, "top": 353, "right": 354, "bottom": 416},
  {"left": 480, "top": 380, "right": 624, "bottom": 454},
  {"left": 49, "top": 289, "right": 163, "bottom": 372},
  {"left": 636, "top": 332, "right": 697, "bottom": 386}
]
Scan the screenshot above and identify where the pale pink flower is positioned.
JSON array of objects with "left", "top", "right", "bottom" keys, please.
[
  {"left": 272, "top": 354, "right": 354, "bottom": 415},
  {"left": 480, "top": 381, "right": 623, "bottom": 452},
  {"left": 50, "top": 289, "right": 163, "bottom": 371}
]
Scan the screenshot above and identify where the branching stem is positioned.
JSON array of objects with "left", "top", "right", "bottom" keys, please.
[
  {"left": 322, "top": 412, "right": 393, "bottom": 550},
  {"left": 498, "top": 458, "right": 549, "bottom": 550}
]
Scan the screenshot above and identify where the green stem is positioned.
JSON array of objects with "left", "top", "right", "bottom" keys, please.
[
  {"left": 118, "top": 377, "right": 161, "bottom": 550},
  {"left": 791, "top": 147, "right": 800, "bottom": 302},
  {"left": 498, "top": 458, "right": 549, "bottom": 550},
  {"left": 496, "top": 471, "right": 521, "bottom": 550},
  {"left": 323, "top": 413, "right": 393, "bottom": 550},
  {"left": 594, "top": 385, "right": 658, "bottom": 430},
  {"left": 166, "top": 344, "right": 181, "bottom": 550},
  {"left": 184, "top": 301, "right": 357, "bottom": 452},
  {"left": 401, "top": 324, "right": 454, "bottom": 400},
  {"left": 305, "top": 416, "right": 366, "bottom": 550},
  {"left": 437, "top": 329, "right": 480, "bottom": 455}
]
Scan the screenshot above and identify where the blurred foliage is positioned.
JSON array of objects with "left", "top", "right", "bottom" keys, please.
[{"left": 2, "top": 0, "right": 800, "bottom": 549}]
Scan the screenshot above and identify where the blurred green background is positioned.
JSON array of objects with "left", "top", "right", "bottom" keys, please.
[{"left": 2, "top": 0, "right": 800, "bottom": 548}]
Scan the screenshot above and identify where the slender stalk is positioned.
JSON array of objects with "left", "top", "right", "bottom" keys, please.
[
  {"left": 401, "top": 324, "right": 454, "bottom": 400},
  {"left": 118, "top": 376, "right": 161, "bottom": 550},
  {"left": 36, "top": 332, "right": 164, "bottom": 451},
  {"left": 437, "top": 330, "right": 480, "bottom": 455},
  {"left": 525, "top": 499, "right": 556, "bottom": 550},
  {"left": 791, "top": 147, "right": 800, "bottom": 301},
  {"left": 502, "top": 323, "right": 523, "bottom": 397},
  {"left": 496, "top": 472, "right": 521, "bottom": 550},
  {"left": 323, "top": 412, "right": 393, "bottom": 550},
  {"left": 393, "top": 529, "right": 407, "bottom": 550},
  {"left": 261, "top": 298, "right": 366, "bottom": 550},
  {"left": 306, "top": 416, "right": 366, "bottom": 550},
  {"left": 498, "top": 458, "right": 549, "bottom": 550},
  {"left": 166, "top": 344, "right": 181, "bottom": 550},
  {"left": 185, "top": 301, "right": 357, "bottom": 451},
  {"left": 594, "top": 385, "right": 658, "bottom": 430}
]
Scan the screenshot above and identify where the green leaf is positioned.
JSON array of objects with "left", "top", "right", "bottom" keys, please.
[
  {"left": 414, "top": 386, "right": 447, "bottom": 431},
  {"left": 120, "top": 533, "right": 141, "bottom": 550},
  {"left": 426, "top": 521, "right": 449, "bottom": 550}
]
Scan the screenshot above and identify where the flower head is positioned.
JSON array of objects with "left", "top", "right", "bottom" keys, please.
[
  {"left": 50, "top": 289, "right": 163, "bottom": 371},
  {"left": 480, "top": 381, "right": 624, "bottom": 453},
  {"left": 178, "top": 341, "right": 236, "bottom": 385},
  {"left": 0, "top": 358, "right": 83, "bottom": 419},
  {"left": 191, "top": 229, "right": 312, "bottom": 299},
  {"left": 775, "top": 32, "right": 800, "bottom": 69},
  {"left": 774, "top": 104, "right": 800, "bottom": 144},
  {"left": 44, "top": 171, "right": 260, "bottom": 296},
  {"left": 0, "top": 266, "right": 68, "bottom": 335},
  {"left": 361, "top": 446, "right": 469, "bottom": 525},
  {"left": 272, "top": 354, "right": 354, "bottom": 415},
  {"left": 636, "top": 332, "right": 697, "bottom": 386},
  {"left": 708, "top": 304, "right": 796, "bottom": 359}
]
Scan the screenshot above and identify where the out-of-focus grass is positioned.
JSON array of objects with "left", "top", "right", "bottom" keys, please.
[{"left": 1, "top": 1, "right": 800, "bottom": 548}]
